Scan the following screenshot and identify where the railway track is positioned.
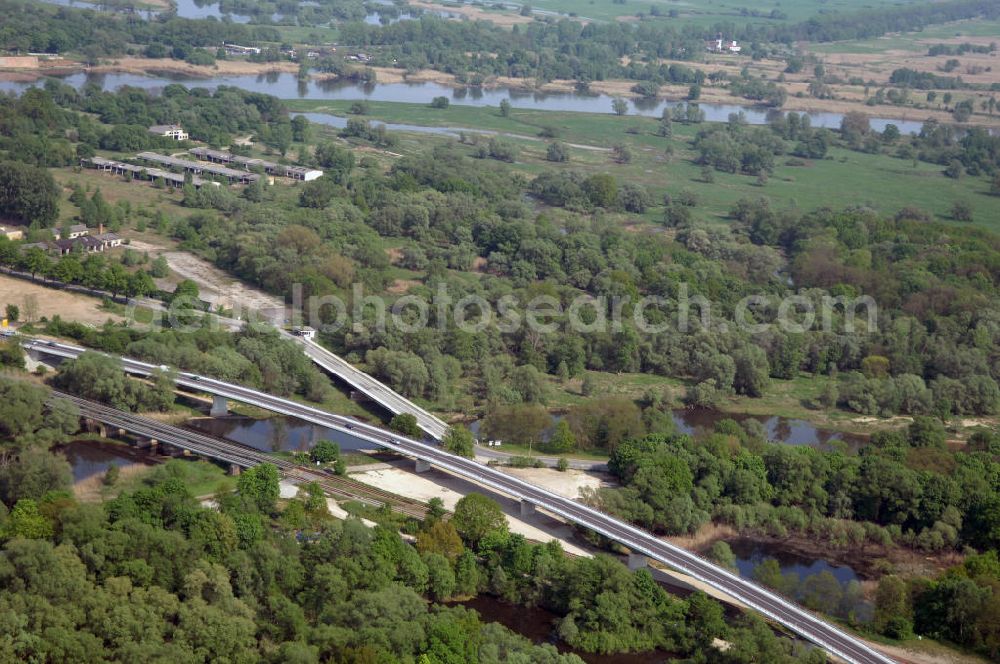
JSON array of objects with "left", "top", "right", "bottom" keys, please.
[
  {"left": 51, "top": 391, "right": 426, "bottom": 518},
  {"left": 26, "top": 334, "right": 894, "bottom": 663}
]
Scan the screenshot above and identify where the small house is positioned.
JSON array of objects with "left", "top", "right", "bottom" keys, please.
[{"left": 148, "top": 124, "right": 189, "bottom": 141}]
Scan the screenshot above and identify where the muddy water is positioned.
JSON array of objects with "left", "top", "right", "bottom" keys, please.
[
  {"left": 185, "top": 415, "right": 375, "bottom": 453},
  {"left": 725, "top": 538, "right": 862, "bottom": 585},
  {"left": 469, "top": 407, "right": 866, "bottom": 450},
  {"left": 671, "top": 407, "right": 867, "bottom": 451},
  {"left": 56, "top": 439, "right": 157, "bottom": 481}
]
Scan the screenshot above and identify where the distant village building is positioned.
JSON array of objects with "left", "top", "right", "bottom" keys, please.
[
  {"left": 148, "top": 124, "right": 189, "bottom": 141},
  {"left": 54, "top": 224, "right": 89, "bottom": 240},
  {"left": 0, "top": 226, "right": 24, "bottom": 241},
  {"left": 23, "top": 229, "right": 122, "bottom": 256},
  {"left": 707, "top": 34, "right": 741, "bottom": 54},
  {"left": 94, "top": 231, "right": 123, "bottom": 249},
  {"left": 223, "top": 43, "right": 262, "bottom": 56}
]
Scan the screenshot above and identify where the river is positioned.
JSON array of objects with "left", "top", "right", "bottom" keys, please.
[
  {"left": 56, "top": 438, "right": 157, "bottom": 481},
  {"left": 723, "top": 538, "right": 873, "bottom": 623},
  {"left": 0, "top": 71, "right": 929, "bottom": 133},
  {"left": 726, "top": 538, "right": 862, "bottom": 585},
  {"left": 468, "top": 407, "right": 865, "bottom": 451},
  {"left": 185, "top": 415, "right": 377, "bottom": 453},
  {"left": 671, "top": 407, "right": 866, "bottom": 451}
]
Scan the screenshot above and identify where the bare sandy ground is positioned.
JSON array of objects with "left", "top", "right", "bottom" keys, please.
[
  {"left": 0, "top": 56, "right": 298, "bottom": 78},
  {"left": 869, "top": 642, "right": 991, "bottom": 664},
  {"left": 351, "top": 464, "right": 594, "bottom": 556},
  {"left": 363, "top": 64, "right": 993, "bottom": 127},
  {"left": 128, "top": 240, "right": 285, "bottom": 318},
  {"left": 90, "top": 57, "right": 299, "bottom": 78},
  {"left": 497, "top": 466, "right": 613, "bottom": 501},
  {"left": 0, "top": 273, "right": 122, "bottom": 326},
  {"left": 409, "top": 1, "right": 534, "bottom": 27}
]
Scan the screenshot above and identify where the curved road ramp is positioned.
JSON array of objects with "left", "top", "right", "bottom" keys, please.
[{"left": 19, "top": 334, "right": 895, "bottom": 664}]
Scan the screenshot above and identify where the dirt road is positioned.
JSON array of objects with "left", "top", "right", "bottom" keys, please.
[{"left": 129, "top": 241, "right": 286, "bottom": 320}]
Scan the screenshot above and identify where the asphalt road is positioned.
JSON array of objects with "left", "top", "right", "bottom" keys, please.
[{"left": 21, "top": 335, "right": 895, "bottom": 664}]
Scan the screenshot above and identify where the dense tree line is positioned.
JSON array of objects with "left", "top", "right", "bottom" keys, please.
[
  {"left": 906, "top": 120, "right": 1000, "bottom": 176},
  {"left": 3, "top": 85, "right": 998, "bottom": 421},
  {"left": 0, "top": 0, "right": 278, "bottom": 58},
  {"left": 0, "top": 388, "right": 825, "bottom": 662},
  {"left": 0, "top": 161, "right": 60, "bottom": 226},
  {"left": 888, "top": 68, "right": 965, "bottom": 91},
  {"left": 161, "top": 127, "right": 1000, "bottom": 419},
  {"left": 727, "top": 76, "right": 788, "bottom": 107},
  {"left": 44, "top": 320, "right": 334, "bottom": 403},
  {"left": 730, "top": 202, "right": 1000, "bottom": 417},
  {"left": 587, "top": 417, "right": 1000, "bottom": 556},
  {"left": 870, "top": 552, "right": 1000, "bottom": 658},
  {"left": 0, "top": 239, "right": 159, "bottom": 299},
  {"left": 739, "top": 0, "right": 1000, "bottom": 44}
]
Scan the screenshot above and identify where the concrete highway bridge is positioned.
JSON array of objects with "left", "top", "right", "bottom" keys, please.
[
  {"left": 21, "top": 335, "right": 895, "bottom": 664},
  {"left": 53, "top": 389, "right": 427, "bottom": 517},
  {"left": 295, "top": 337, "right": 449, "bottom": 440}
]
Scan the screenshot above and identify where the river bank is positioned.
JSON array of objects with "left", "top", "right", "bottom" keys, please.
[
  {"left": 0, "top": 56, "right": 299, "bottom": 79},
  {"left": 669, "top": 522, "right": 962, "bottom": 582},
  {"left": 2, "top": 57, "right": 994, "bottom": 130},
  {"left": 316, "top": 64, "right": 999, "bottom": 129}
]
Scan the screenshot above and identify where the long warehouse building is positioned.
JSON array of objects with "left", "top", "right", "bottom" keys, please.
[
  {"left": 190, "top": 147, "right": 324, "bottom": 181},
  {"left": 136, "top": 151, "right": 260, "bottom": 184},
  {"left": 84, "top": 156, "right": 219, "bottom": 189}
]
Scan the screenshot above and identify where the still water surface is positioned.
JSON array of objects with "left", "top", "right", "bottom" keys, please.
[
  {"left": 0, "top": 71, "right": 929, "bottom": 133},
  {"left": 57, "top": 439, "right": 156, "bottom": 481}
]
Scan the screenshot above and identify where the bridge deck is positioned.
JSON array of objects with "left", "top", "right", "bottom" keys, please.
[{"left": 23, "top": 335, "right": 893, "bottom": 664}]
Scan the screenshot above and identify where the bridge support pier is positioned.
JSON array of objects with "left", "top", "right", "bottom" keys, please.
[
  {"left": 210, "top": 395, "right": 229, "bottom": 417},
  {"left": 627, "top": 552, "right": 647, "bottom": 571},
  {"left": 414, "top": 459, "right": 431, "bottom": 473},
  {"left": 228, "top": 464, "right": 241, "bottom": 476},
  {"left": 311, "top": 424, "right": 322, "bottom": 444},
  {"left": 519, "top": 500, "right": 536, "bottom": 517},
  {"left": 84, "top": 419, "right": 108, "bottom": 438}
]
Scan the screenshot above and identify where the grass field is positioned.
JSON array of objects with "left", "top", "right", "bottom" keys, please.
[
  {"left": 444, "top": 0, "right": 929, "bottom": 25},
  {"left": 114, "top": 458, "right": 236, "bottom": 498},
  {"left": 293, "top": 99, "right": 1000, "bottom": 229},
  {"left": 52, "top": 166, "right": 193, "bottom": 225},
  {"left": 811, "top": 18, "right": 1000, "bottom": 54}
]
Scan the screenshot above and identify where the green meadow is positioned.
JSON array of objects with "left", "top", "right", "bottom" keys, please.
[
  {"left": 810, "top": 18, "right": 1000, "bottom": 54},
  {"left": 475, "top": 0, "right": 928, "bottom": 24},
  {"left": 290, "top": 99, "right": 1000, "bottom": 229}
]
